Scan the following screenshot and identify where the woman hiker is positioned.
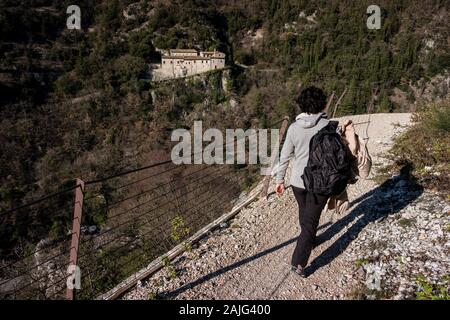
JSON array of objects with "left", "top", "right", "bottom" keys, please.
[{"left": 275, "top": 86, "right": 371, "bottom": 277}]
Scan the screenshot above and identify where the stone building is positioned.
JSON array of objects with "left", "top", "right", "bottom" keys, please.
[{"left": 151, "top": 49, "right": 225, "bottom": 81}]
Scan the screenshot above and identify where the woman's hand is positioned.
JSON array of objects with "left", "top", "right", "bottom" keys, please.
[{"left": 276, "top": 183, "right": 285, "bottom": 195}]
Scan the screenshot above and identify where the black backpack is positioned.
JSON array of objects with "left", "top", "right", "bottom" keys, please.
[{"left": 301, "top": 121, "right": 355, "bottom": 197}]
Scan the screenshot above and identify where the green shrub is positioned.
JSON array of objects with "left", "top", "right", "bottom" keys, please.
[
  {"left": 85, "top": 194, "right": 108, "bottom": 226},
  {"left": 416, "top": 274, "right": 450, "bottom": 300},
  {"left": 162, "top": 256, "right": 177, "bottom": 279},
  {"left": 171, "top": 215, "right": 190, "bottom": 243},
  {"left": 128, "top": 31, "right": 157, "bottom": 60},
  {"left": 383, "top": 99, "right": 450, "bottom": 192},
  {"left": 54, "top": 73, "right": 82, "bottom": 96},
  {"left": 113, "top": 55, "right": 147, "bottom": 84},
  {"left": 49, "top": 219, "right": 64, "bottom": 240},
  {"left": 398, "top": 218, "right": 416, "bottom": 227},
  {"left": 429, "top": 105, "right": 450, "bottom": 133}
]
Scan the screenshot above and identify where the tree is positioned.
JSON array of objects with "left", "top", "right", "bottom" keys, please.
[
  {"left": 129, "top": 31, "right": 156, "bottom": 60},
  {"left": 113, "top": 55, "right": 147, "bottom": 84}
]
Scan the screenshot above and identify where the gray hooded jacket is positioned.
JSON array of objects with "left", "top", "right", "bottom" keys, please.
[{"left": 275, "top": 112, "right": 330, "bottom": 188}]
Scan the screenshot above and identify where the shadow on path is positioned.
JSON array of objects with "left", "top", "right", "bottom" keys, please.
[{"left": 306, "top": 164, "right": 423, "bottom": 276}]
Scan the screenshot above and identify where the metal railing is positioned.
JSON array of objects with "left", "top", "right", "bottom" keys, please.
[{"left": 0, "top": 117, "right": 289, "bottom": 300}]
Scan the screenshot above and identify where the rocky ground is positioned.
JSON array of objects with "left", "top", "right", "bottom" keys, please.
[
  {"left": 123, "top": 113, "right": 449, "bottom": 300},
  {"left": 345, "top": 184, "right": 449, "bottom": 299}
]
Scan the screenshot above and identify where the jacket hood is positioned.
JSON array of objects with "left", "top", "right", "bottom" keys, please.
[{"left": 295, "top": 112, "right": 328, "bottom": 128}]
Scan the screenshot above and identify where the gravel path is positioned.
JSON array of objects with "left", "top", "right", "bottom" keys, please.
[{"left": 124, "top": 113, "right": 449, "bottom": 300}]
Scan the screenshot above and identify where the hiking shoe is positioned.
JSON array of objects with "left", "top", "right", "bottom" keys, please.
[{"left": 291, "top": 265, "right": 306, "bottom": 278}]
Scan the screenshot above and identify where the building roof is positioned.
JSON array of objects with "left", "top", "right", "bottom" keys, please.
[
  {"left": 162, "top": 56, "right": 206, "bottom": 60},
  {"left": 162, "top": 55, "right": 224, "bottom": 60},
  {"left": 169, "top": 49, "right": 198, "bottom": 53},
  {"left": 161, "top": 49, "right": 225, "bottom": 61}
]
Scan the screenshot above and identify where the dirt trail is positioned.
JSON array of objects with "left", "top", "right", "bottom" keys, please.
[{"left": 125, "top": 113, "right": 414, "bottom": 300}]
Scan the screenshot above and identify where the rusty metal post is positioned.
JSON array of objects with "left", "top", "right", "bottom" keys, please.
[
  {"left": 66, "top": 178, "right": 84, "bottom": 300},
  {"left": 261, "top": 116, "right": 290, "bottom": 199}
]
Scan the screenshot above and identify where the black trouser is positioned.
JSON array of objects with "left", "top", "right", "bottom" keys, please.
[{"left": 291, "top": 186, "right": 329, "bottom": 268}]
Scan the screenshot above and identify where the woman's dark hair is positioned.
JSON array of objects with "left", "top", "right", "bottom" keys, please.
[{"left": 295, "top": 86, "right": 327, "bottom": 114}]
